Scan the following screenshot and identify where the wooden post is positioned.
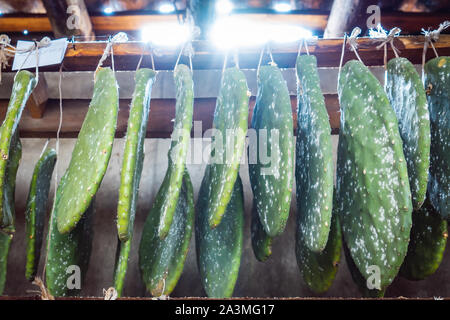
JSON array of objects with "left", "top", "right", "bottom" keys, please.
[
  {"left": 41, "top": 0, "right": 95, "bottom": 41},
  {"left": 26, "top": 75, "right": 48, "bottom": 119}
]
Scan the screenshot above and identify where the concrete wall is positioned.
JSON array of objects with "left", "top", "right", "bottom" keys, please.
[{"left": 3, "top": 137, "right": 450, "bottom": 298}]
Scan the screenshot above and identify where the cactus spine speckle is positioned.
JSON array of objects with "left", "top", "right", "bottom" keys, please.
[
  {"left": 139, "top": 170, "right": 194, "bottom": 296},
  {"left": 205, "top": 67, "right": 249, "bottom": 229},
  {"left": 425, "top": 56, "right": 450, "bottom": 219},
  {"left": 386, "top": 57, "right": 430, "bottom": 210},
  {"left": 55, "top": 67, "right": 118, "bottom": 234},
  {"left": 336, "top": 60, "right": 412, "bottom": 292},
  {"left": 0, "top": 70, "right": 36, "bottom": 228},
  {"left": 117, "top": 68, "right": 156, "bottom": 242},
  {"left": 249, "top": 65, "right": 294, "bottom": 237},
  {"left": 25, "top": 147, "right": 57, "bottom": 281},
  {"left": 295, "top": 54, "right": 334, "bottom": 252},
  {"left": 196, "top": 167, "right": 244, "bottom": 298},
  {"left": 157, "top": 64, "right": 194, "bottom": 239},
  {"left": 400, "top": 197, "right": 448, "bottom": 280}
]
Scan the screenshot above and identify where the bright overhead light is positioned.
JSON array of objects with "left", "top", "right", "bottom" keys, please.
[
  {"left": 23, "top": 29, "right": 29, "bottom": 35},
  {"left": 210, "top": 17, "right": 312, "bottom": 49},
  {"left": 103, "top": 7, "right": 113, "bottom": 14},
  {"left": 159, "top": 3, "right": 175, "bottom": 13},
  {"left": 141, "top": 23, "right": 190, "bottom": 47},
  {"left": 273, "top": 3, "right": 292, "bottom": 12},
  {"left": 216, "top": 0, "right": 234, "bottom": 15}
]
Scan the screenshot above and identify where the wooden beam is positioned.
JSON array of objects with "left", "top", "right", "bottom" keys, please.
[
  {"left": 41, "top": 0, "right": 95, "bottom": 40},
  {"left": 26, "top": 75, "right": 48, "bottom": 119},
  {"left": 0, "top": 96, "right": 340, "bottom": 138},
  {"left": 0, "top": 11, "right": 448, "bottom": 35}
]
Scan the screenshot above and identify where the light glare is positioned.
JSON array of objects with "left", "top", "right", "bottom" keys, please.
[
  {"left": 211, "top": 17, "right": 312, "bottom": 48},
  {"left": 103, "top": 7, "right": 113, "bottom": 14},
  {"left": 273, "top": 3, "right": 292, "bottom": 12},
  {"left": 216, "top": 0, "right": 234, "bottom": 15},
  {"left": 159, "top": 3, "right": 175, "bottom": 13},
  {"left": 141, "top": 23, "right": 190, "bottom": 47}
]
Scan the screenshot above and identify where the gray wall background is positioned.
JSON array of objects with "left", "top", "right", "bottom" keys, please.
[{"left": 3, "top": 137, "right": 450, "bottom": 298}]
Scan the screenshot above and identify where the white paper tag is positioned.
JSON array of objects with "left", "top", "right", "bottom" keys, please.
[{"left": 12, "top": 38, "right": 68, "bottom": 71}]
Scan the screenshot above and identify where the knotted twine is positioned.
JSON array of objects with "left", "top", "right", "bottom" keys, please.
[{"left": 422, "top": 21, "right": 450, "bottom": 82}]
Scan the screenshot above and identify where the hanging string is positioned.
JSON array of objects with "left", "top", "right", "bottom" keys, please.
[
  {"left": 296, "top": 38, "right": 303, "bottom": 59},
  {"left": 267, "top": 44, "right": 275, "bottom": 66},
  {"left": 95, "top": 32, "right": 128, "bottom": 74},
  {"left": 233, "top": 49, "right": 239, "bottom": 69},
  {"left": 421, "top": 21, "right": 449, "bottom": 83},
  {"left": 174, "top": 42, "right": 186, "bottom": 70},
  {"left": 347, "top": 27, "right": 363, "bottom": 64},
  {"left": 370, "top": 26, "right": 401, "bottom": 69},
  {"left": 222, "top": 50, "right": 228, "bottom": 75},
  {"left": 0, "top": 35, "right": 14, "bottom": 83},
  {"left": 304, "top": 38, "right": 310, "bottom": 56},
  {"left": 337, "top": 33, "right": 348, "bottom": 92}
]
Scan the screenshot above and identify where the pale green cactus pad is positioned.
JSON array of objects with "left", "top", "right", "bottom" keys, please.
[
  {"left": 249, "top": 65, "right": 294, "bottom": 237},
  {"left": 386, "top": 57, "right": 430, "bottom": 210},
  {"left": 196, "top": 167, "right": 244, "bottom": 298},
  {"left": 425, "top": 56, "right": 450, "bottom": 219},
  {"left": 205, "top": 67, "right": 249, "bottom": 229},
  {"left": 295, "top": 193, "right": 341, "bottom": 294},
  {"left": 157, "top": 64, "right": 193, "bottom": 239},
  {"left": 117, "top": 68, "right": 156, "bottom": 242},
  {"left": 46, "top": 198, "right": 95, "bottom": 297},
  {"left": 295, "top": 54, "right": 333, "bottom": 252},
  {"left": 0, "top": 70, "right": 36, "bottom": 229},
  {"left": 400, "top": 197, "right": 448, "bottom": 280},
  {"left": 25, "top": 147, "right": 57, "bottom": 281},
  {"left": 55, "top": 67, "right": 118, "bottom": 234},
  {"left": 0, "top": 132, "right": 21, "bottom": 295},
  {"left": 251, "top": 200, "right": 273, "bottom": 262},
  {"left": 336, "top": 60, "right": 412, "bottom": 292},
  {"left": 138, "top": 170, "right": 194, "bottom": 297}
]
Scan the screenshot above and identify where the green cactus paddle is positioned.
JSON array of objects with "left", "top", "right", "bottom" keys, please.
[
  {"left": 400, "top": 197, "right": 448, "bottom": 280},
  {"left": 0, "top": 70, "right": 36, "bottom": 229},
  {"left": 205, "top": 67, "right": 249, "bottom": 229},
  {"left": 336, "top": 60, "right": 412, "bottom": 292},
  {"left": 138, "top": 170, "right": 194, "bottom": 296},
  {"left": 0, "top": 132, "right": 21, "bottom": 295},
  {"left": 55, "top": 67, "right": 118, "bottom": 234},
  {"left": 156, "top": 64, "right": 194, "bottom": 240},
  {"left": 117, "top": 68, "right": 156, "bottom": 243},
  {"left": 25, "top": 147, "right": 57, "bottom": 281},
  {"left": 425, "top": 56, "right": 450, "bottom": 219},
  {"left": 249, "top": 65, "right": 294, "bottom": 237},
  {"left": 295, "top": 54, "right": 334, "bottom": 252},
  {"left": 386, "top": 57, "right": 430, "bottom": 210},
  {"left": 251, "top": 199, "right": 273, "bottom": 262},
  {"left": 46, "top": 198, "right": 95, "bottom": 297},
  {"left": 196, "top": 167, "right": 244, "bottom": 298},
  {"left": 295, "top": 192, "right": 341, "bottom": 294}
]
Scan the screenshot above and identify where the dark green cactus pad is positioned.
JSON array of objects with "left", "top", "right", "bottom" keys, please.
[
  {"left": 249, "top": 65, "right": 294, "bottom": 237},
  {"left": 251, "top": 200, "right": 273, "bottom": 262},
  {"left": 386, "top": 57, "right": 430, "bottom": 210},
  {"left": 206, "top": 67, "right": 249, "bottom": 229},
  {"left": 295, "top": 194, "right": 341, "bottom": 294},
  {"left": 0, "top": 231, "right": 12, "bottom": 295},
  {"left": 343, "top": 241, "right": 385, "bottom": 298},
  {"left": 0, "top": 70, "right": 36, "bottom": 228},
  {"left": 196, "top": 167, "right": 244, "bottom": 298},
  {"left": 55, "top": 67, "right": 118, "bottom": 234},
  {"left": 400, "top": 197, "right": 448, "bottom": 280},
  {"left": 336, "top": 60, "right": 412, "bottom": 292},
  {"left": 295, "top": 54, "right": 334, "bottom": 252},
  {"left": 113, "top": 238, "right": 131, "bottom": 297},
  {"left": 25, "top": 147, "right": 57, "bottom": 281},
  {"left": 139, "top": 170, "right": 194, "bottom": 296},
  {"left": 157, "top": 64, "right": 193, "bottom": 239},
  {"left": 0, "top": 132, "right": 21, "bottom": 294},
  {"left": 117, "top": 68, "right": 156, "bottom": 242},
  {"left": 46, "top": 198, "right": 95, "bottom": 297},
  {"left": 425, "top": 57, "right": 450, "bottom": 219}
]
